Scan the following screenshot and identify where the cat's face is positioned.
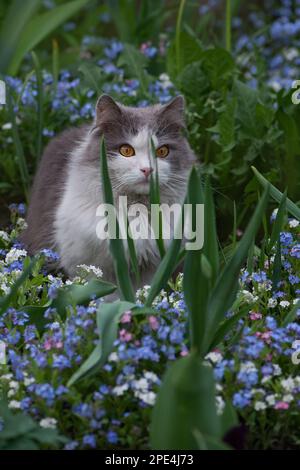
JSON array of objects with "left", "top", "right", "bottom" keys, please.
[{"left": 89, "top": 95, "right": 195, "bottom": 196}]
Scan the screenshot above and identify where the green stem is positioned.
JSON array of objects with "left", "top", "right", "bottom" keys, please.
[
  {"left": 225, "top": 0, "right": 232, "bottom": 53},
  {"left": 175, "top": 0, "right": 187, "bottom": 75}
]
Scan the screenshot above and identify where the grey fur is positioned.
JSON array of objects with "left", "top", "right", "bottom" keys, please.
[{"left": 21, "top": 95, "right": 196, "bottom": 279}]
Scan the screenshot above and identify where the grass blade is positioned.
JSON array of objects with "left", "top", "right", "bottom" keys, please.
[
  {"left": 31, "top": 51, "right": 44, "bottom": 161},
  {"left": 252, "top": 166, "right": 300, "bottom": 220},
  {"left": 204, "top": 185, "right": 270, "bottom": 351},
  {"left": 268, "top": 190, "right": 287, "bottom": 252},
  {"left": 100, "top": 137, "right": 135, "bottom": 301},
  {"left": 6, "top": 87, "right": 30, "bottom": 200}
]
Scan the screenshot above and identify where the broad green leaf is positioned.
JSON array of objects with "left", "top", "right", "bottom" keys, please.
[
  {"left": 8, "top": 0, "right": 90, "bottom": 75},
  {"left": 117, "top": 44, "right": 149, "bottom": 96},
  {"left": 218, "top": 98, "right": 236, "bottom": 152},
  {"left": 201, "top": 47, "right": 235, "bottom": 89},
  {"left": 234, "top": 80, "right": 259, "bottom": 138},
  {"left": 176, "top": 61, "right": 209, "bottom": 100},
  {"left": 78, "top": 62, "right": 103, "bottom": 95},
  {"left": 167, "top": 30, "right": 203, "bottom": 80},
  {"left": 150, "top": 354, "right": 221, "bottom": 450},
  {"left": 252, "top": 166, "right": 300, "bottom": 220},
  {"left": 52, "top": 278, "right": 117, "bottom": 318},
  {"left": 0, "top": 0, "right": 41, "bottom": 74}
]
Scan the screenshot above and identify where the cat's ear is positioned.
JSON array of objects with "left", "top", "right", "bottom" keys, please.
[
  {"left": 158, "top": 95, "right": 185, "bottom": 129},
  {"left": 95, "top": 94, "right": 122, "bottom": 125}
]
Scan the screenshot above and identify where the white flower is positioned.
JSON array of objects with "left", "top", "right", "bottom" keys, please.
[
  {"left": 293, "top": 298, "right": 300, "bottom": 305},
  {"left": 144, "top": 371, "right": 159, "bottom": 383},
  {"left": 289, "top": 219, "right": 299, "bottom": 228},
  {"left": 39, "top": 418, "right": 57, "bottom": 429},
  {"left": 240, "top": 361, "right": 257, "bottom": 373},
  {"left": 2, "top": 122, "right": 12, "bottom": 130},
  {"left": 8, "top": 400, "right": 21, "bottom": 409},
  {"left": 279, "top": 300, "right": 290, "bottom": 309},
  {"left": 281, "top": 377, "right": 295, "bottom": 392},
  {"left": 9, "top": 380, "right": 19, "bottom": 390},
  {"left": 268, "top": 298, "right": 277, "bottom": 308},
  {"left": 134, "top": 390, "right": 156, "bottom": 406},
  {"left": 216, "top": 396, "right": 225, "bottom": 415},
  {"left": 112, "top": 384, "right": 129, "bottom": 396},
  {"left": 0, "top": 230, "right": 9, "bottom": 242},
  {"left": 108, "top": 352, "right": 119, "bottom": 362},
  {"left": 7, "top": 389, "right": 16, "bottom": 398},
  {"left": 24, "top": 377, "right": 35, "bottom": 386},
  {"left": 133, "top": 378, "right": 148, "bottom": 391},
  {"left": 1, "top": 373, "right": 13, "bottom": 381},
  {"left": 265, "top": 395, "right": 276, "bottom": 406},
  {"left": 273, "top": 364, "right": 282, "bottom": 376},
  {"left": 254, "top": 401, "right": 267, "bottom": 411},
  {"left": 241, "top": 290, "right": 258, "bottom": 304},
  {"left": 5, "top": 248, "right": 27, "bottom": 264},
  {"left": 205, "top": 351, "right": 223, "bottom": 364},
  {"left": 77, "top": 264, "right": 103, "bottom": 278},
  {"left": 282, "top": 394, "right": 294, "bottom": 403}
]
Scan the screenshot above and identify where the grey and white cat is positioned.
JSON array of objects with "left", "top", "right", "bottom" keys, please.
[{"left": 21, "top": 94, "right": 196, "bottom": 284}]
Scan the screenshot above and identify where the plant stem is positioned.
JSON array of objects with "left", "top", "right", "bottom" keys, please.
[
  {"left": 175, "top": 0, "right": 187, "bottom": 74},
  {"left": 226, "top": 0, "right": 232, "bottom": 53}
]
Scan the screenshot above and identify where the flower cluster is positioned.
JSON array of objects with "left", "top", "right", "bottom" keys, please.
[{"left": 0, "top": 206, "right": 299, "bottom": 449}]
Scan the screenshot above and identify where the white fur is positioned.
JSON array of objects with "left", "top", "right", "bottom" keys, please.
[{"left": 54, "top": 128, "right": 184, "bottom": 282}]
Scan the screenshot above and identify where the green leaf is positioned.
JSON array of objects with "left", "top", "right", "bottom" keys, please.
[
  {"left": 117, "top": 44, "right": 149, "bottom": 96},
  {"left": 203, "top": 177, "right": 219, "bottom": 284},
  {"left": 67, "top": 302, "right": 156, "bottom": 386},
  {"left": 0, "top": 0, "right": 41, "bottom": 74},
  {"left": 78, "top": 62, "right": 103, "bottom": 95},
  {"left": 201, "top": 47, "right": 235, "bottom": 89},
  {"left": 176, "top": 61, "right": 209, "bottom": 100},
  {"left": 282, "top": 299, "right": 300, "bottom": 327},
  {"left": 167, "top": 30, "right": 203, "bottom": 80},
  {"left": 100, "top": 137, "right": 135, "bottom": 302},
  {"left": 53, "top": 278, "right": 117, "bottom": 318},
  {"left": 0, "top": 258, "right": 37, "bottom": 316},
  {"left": 268, "top": 190, "right": 287, "bottom": 252},
  {"left": 252, "top": 166, "right": 300, "bottom": 220},
  {"left": 183, "top": 168, "right": 207, "bottom": 352},
  {"left": 150, "top": 354, "right": 221, "bottom": 450},
  {"left": 234, "top": 80, "right": 259, "bottom": 138},
  {"left": 7, "top": 0, "right": 91, "bottom": 75},
  {"left": 218, "top": 98, "right": 236, "bottom": 152}
]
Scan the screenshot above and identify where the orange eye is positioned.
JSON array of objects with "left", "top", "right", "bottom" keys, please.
[
  {"left": 156, "top": 145, "right": 169, "bottom": 158},
  {"left": 119, "top": 144, "right": 135, "bottom": 157}
]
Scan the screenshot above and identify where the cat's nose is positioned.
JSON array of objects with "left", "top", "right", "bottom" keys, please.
[{"left": 140, "top": 167, "right": 153, "bottom": 179}]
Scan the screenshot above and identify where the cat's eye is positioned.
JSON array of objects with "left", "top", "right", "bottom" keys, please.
[
  {"left": 156, "top": 145, "right": 169, "bottom": 158},
  {"left": 119, "top": 144, "right": 135, "bottom": 157}
]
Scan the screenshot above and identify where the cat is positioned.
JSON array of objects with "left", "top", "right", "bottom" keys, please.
[{"left": 21, "top": 94, "right": 196, "bottom": 286}]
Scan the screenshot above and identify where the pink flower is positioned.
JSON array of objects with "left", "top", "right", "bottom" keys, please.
[
  {"left": 180, "top": 350, "right": 189, "bottom": 357},
  {"left": 120, "top": 311, "right": 132, "bottom": 323},
  {"left": 256, "top": 330, "right": 272, "bottom": 343},
  {"left": 119, "top": 329, "right": 133, "bottom": 342},
  {"left": 249, "top": 311, "right": 262, "bottom": 321},
  {"left": 148, "top": 315, "right": 159, "bottom": 330},
  {"left": 275, "top": 401, "right": 289, "bottom": 410}
]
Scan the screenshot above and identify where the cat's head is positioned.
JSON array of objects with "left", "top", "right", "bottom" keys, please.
[{"left": 88, "top": 95, "right": 196, "bottom": 196}]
